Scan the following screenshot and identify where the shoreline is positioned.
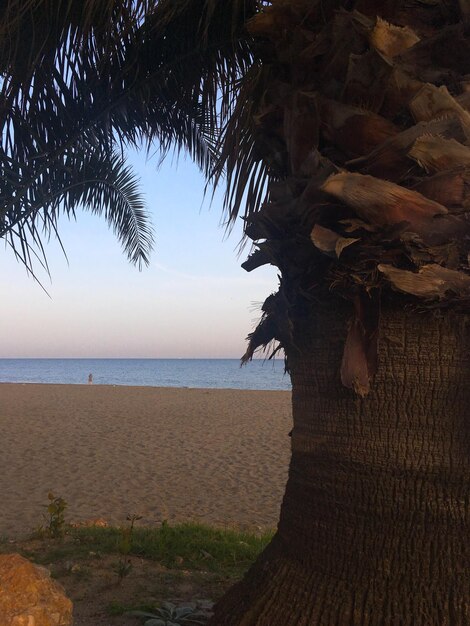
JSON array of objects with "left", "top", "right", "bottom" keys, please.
[
  {"left": 0, "top": 381, "right": 290, "bottom": 392},
  {"left": 0, "top": 383, "right": 292, "bottom": 538}
]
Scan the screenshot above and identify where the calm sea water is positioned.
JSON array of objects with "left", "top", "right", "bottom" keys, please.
[{"left": 0, "top": 359, "right": 291, "bottom": 391}]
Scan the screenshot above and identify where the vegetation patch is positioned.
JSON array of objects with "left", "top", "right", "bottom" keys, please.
[
  {"left": 0, "top": 522, "right": 272, "bottom": 625},
  {"left": 69, "top": 521, "right": 272, "bottom": 575}
]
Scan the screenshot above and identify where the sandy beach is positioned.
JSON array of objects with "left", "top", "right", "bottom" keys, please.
[{"left": 0, "top": 384, "right": 292, "bottom": 538}]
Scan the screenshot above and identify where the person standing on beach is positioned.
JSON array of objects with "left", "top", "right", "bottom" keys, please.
[{"left": 88, "top": 373, "right": 93, "bottom": 385}]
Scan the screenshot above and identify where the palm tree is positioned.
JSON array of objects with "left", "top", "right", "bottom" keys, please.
[
  {"left": 208, "top": 1, "right": 470, "bottom": 624},
  {"left": 2, "top": 1, "right": 469, "bottom": 623}
]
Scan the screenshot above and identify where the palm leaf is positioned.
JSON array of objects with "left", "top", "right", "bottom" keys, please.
[
  {"left": 0, "top": 145, "right": 153, "bottom": 271},
  {"left": 0, "top": 0, "right": 259, "bottom": 268},
  {"left": 211, "top": 63, "right": 275, "bottom": 227}
]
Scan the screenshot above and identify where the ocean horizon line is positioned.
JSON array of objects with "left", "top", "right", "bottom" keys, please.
[
  {"left": 0, "top": 357, "right": 290, "bottom": 391},
  {"left": 0, "top": 356, "right": 271, "bottom": 360},
  {"left": 0, "top": 380, "right": 289, "bottom": 391}
]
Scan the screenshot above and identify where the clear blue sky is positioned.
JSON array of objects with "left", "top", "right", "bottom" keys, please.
[{"left": 0, "top": 148, "right": 278, "bottom": 358}]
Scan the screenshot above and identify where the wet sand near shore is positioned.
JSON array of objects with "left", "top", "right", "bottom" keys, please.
[{"left": 0, "top": 383, "right": 292, "bottom": 537}]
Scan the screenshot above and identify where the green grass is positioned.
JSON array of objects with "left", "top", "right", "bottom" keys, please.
[
  {"left": 72, "top": 522, "right": 273, "bottom": 575},
  {"left": 16, "top": 522, "right": 273, "bottom": 578}
]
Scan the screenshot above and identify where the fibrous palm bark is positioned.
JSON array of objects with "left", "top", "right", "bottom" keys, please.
[
  {"left": 210, "top": 0, "right": 470, "bottom": 623},
  {"left": 213, "top": 306, "right": 469, "bottom": 624}
]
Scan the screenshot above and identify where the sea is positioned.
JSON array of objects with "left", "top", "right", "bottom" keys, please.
[{"left": 0, "top": 358, "right": 291, "bottom": 391}]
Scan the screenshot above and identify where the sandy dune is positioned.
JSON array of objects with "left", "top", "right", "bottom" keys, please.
[{"left": 0, "top": 384, "right": 292, "bottom": 538}]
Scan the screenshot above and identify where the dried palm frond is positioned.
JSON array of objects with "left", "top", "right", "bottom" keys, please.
[
  {"left": 369, "top": 17, "right": 420, "bottom": 58},
  {"left": 410, "top": 84, "right": 470, "bottom": 127},
  {"left": 310, "top": 225, "right": 359, "bottom": 258},
  {"left": 378, "top": 264, "right": 470, "bottom": 299},
  {"left": 412, "top": 169, "right": 470, "bottom": 207},
  {"left": 321, "top": 172, "right": 447, "bottom": 233},
  {"left": 340, "top": 293, "right": 379, "bottom": 397},
  {"left": 409, "top": 136, "right": 470, "bottom": 173},
  {"left": 347, "top": 116, "right": 466, "bottom": 180},
  {"left": 319, "top": 98, "right": 399, "bottom": 159}
]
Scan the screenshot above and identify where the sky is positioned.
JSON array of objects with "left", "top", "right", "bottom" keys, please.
[{"left": 0, "top": 149, "right": 279, "bottom": 358}]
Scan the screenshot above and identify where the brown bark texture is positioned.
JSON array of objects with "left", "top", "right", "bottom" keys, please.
[
  {"left": 211, "top": 306, "right": 470, "bottom": 625},
  {"left": 213, "top": 0, "right": 470, "bottom": 623}
]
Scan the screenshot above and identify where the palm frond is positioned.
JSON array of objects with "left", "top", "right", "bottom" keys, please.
[
  {"left": 1, "top": 0, "right": 257, "bottom": 172},
  {"left": 211, "top": 63, "right": 275, "bottom": 227},
  {"left": 0, "top": 0, "right": 259, "bottom": 267},
  {"left": 0, "top": 145, "right": 153, "bottom": 271}
]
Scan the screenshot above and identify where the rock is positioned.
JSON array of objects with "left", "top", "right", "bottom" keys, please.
[{"left": 0, "top": 554, "right": 73, "bottom": 626}]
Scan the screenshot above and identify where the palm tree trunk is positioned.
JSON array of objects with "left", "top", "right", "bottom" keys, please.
[{"left": 210, "top": 305, "right": 470, "bottom": 625}]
